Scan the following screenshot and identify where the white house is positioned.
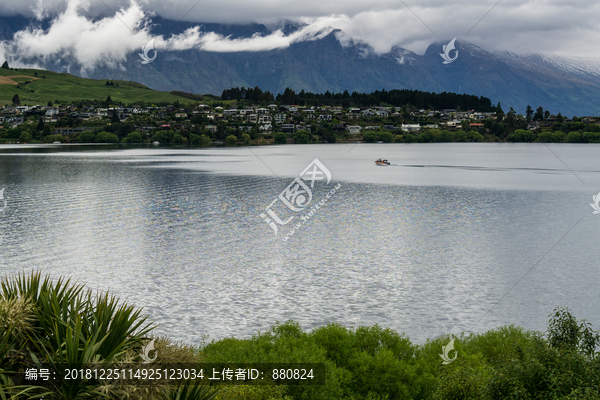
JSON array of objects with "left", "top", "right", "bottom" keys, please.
[
  {"left": 274, "top": 114, "right": 287, "bottom": 124},
  {"left": 346, "top": 125, "right": 362, "bottom": 134},
  {"left": 401, "top": 124, "right": 421, "bottom": 132}
]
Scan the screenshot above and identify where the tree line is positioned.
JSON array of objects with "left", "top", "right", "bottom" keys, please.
[{"left": 221, "top": 86, "right": 495, "bottom": 111}]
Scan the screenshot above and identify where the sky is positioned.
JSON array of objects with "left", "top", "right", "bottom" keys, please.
[{"left": 0, "top": 0, "right": 599, "bottom": 69}]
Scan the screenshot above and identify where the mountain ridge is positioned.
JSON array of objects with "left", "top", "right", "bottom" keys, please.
[{"left": 1, "top": 16, "right": 599, "bottom": 116}]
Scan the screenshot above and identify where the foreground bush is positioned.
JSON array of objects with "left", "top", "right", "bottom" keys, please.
[
  {"left": 0, "top": 271, "right": 220, "bottom": 399},
  {"left": 2, "top": 271, "right": 599, "bottom": 399}
]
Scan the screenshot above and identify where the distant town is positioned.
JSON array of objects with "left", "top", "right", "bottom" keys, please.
[{"left": 1, "top": 95, "right": 599, "bottom": 145}]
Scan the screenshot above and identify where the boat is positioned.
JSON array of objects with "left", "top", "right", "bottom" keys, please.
[
  {"left": 375, "top": 158, "right": 390, "bottom": 165},
  {"left": 152, "top": 141, "right": 160, "bottom": 145},
  {"left": 52, "top": 141, "right": 61, "bottom": 144}
]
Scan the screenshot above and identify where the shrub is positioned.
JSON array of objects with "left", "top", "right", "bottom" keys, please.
[
  {"left": 226, "top": 134, "right": 238, "bottom": 146},
  {"left": 583, "top": 131, "right": 600, "bottom": 143},
  {"left": 567, "top": 131, "right": 582, "bottom": 143},
  {"left": 363, "top": 131, "right": 378, "bottom": 143},
  {"left": 95, "top": 131, "right": 119, "bottom": 143},
  {"left": 78, "top": 131, "right": 96, "bottom": 143},
  {"left": 274, "top": 132, "right": 287, "bottom": 144},
  {"left": 293, "top": 130, "right": 310, "bottom": 144},
  {"left": 123, "top": 131, "right": 143, "bottom": 143},
  {"left": 379, "top": 132, "right": 393, "bottom": 143},
  {"left": 172, "top": 133, "right": 184, "bottom": 144}
]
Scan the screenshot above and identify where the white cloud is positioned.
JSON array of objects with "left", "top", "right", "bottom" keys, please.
[{"left": 0, "top": 0, "right": 599, "bottom": 70}]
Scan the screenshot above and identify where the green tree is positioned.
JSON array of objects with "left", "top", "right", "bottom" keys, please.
[
  {"left": 1, "top": 61, "right": 9, "bottom": 69},
  {"left": 241, "top": 133, "right": 251, "bottom": 145},
  {"left": 274, "top": 132, "right": 287, "bottom": 144},
  {"left": 293, "top": 130, "right": 310, "bottom": 144},
  {"left": 78, "top": 131, "right": 96, "bottom": 143},
  {"left": 200, "top": 134, "right": 211, "bottom": 145},
  {"left": 226, "top": 134, "right": 238, "bottom": 146},
  {"left": 172, "top": 133, "right": 183, "bottom": 144},
  {"left": 19, "top": 131, "right": 32, "bottom": 143},
  {"left": 495, "top": 102, "right": 504, "bottom": 122},
  {"left": 111, "top": 111, "right": 120, "bottom": 123},
  {"left": 526, "top": 105, "right": 533, "bottom": 122},
  {"left": 95, "top": 131, "right": 119, "bottom": 143},
  {"left": 47, "top": 101, "right": 53, "bottom": 107},
  {"left": 36, "top": 117, "right": 44, "bottom": 132},
  {"left": 122, "top": 131, "right": 142, "bottom": 143},
  {"left": 566, "top": 131, "right": 582, "bottom": 143},
  {"left": 12, "top": 94, "right": 20, "bottom": 106},
  {"left": 363, "top": 131, "right": 378, "bottom": 143},
  {"left": 379, "top": 131, "right": 393, "bottom": 143},
  {"left": 152, "top": 130, "right": 172, "bottom": 144}
]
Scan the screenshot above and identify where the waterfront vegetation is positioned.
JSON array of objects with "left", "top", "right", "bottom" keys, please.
[
  {"left": 2, "top": 66, "right": 600, "bottom": 146},
  {"left": 2, "top": 271, "right": 599, "bottom": 399}
]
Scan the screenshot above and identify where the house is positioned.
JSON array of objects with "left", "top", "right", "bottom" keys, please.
[
  {"left": 527, "top": 121, "right": 540, "bottom": 130},
  {"left": 259, "top": 124, "right": 272, "bottom": 133},
  {"left": 274, "top": 114, "right": 287, "bottom": 124},
  {"left": 205, "top": 125, "right": 217, "bottom": 133},
  {"left": 331, "top": 124, "right": 346, "bottom": 132},
  {"left": 237, "top": 125, "right": 253, "bottom": 132},
  {"left": 223, "top": 109, "right": 237, "bottom": 116},
  {"left": 423, "top": 124, "right": 439, "bottom": 129},
  {"left": 281, "top": 124, "right": 295, "bottom": 133},
  {"left": 364, "top": 125, "right": 380, "bottom": 130},
  {"left": 362, "top": 110, "right": 376, "bottom": 119},
  {"left": 469, "top": 123, "right": 484, "bottom": 129},
  {"left": 258, "top": 115, "right": 272, "bottom": 124},
  {"left": 15, "top": 106, "right": 30, "bottom": 113},
  {"left": 54, "top": 127, "right": 88, "bottom": 136},
  {"left": 376, "top": 110, "right": 389, "bottom": 118},
  {"left": 295, "top": 125, "right": 311, "bottom": 132},
  {"left": 42, "top": 116, "right": 59, "bottom": 123},
  {"left": 319, "top": 114, "right": 332, "bottom": 121},
  {"left": 247, "top": 114, "right": 258, "bottom": 124},
  {"left": 401, "top": 124, "right": 420, "bottom": 132},
  {"left": 175, "top": 113, "right": 188, "bottom": 118},
  {"left": 346, "top": 125, "right": 362, "bottom": 135},
  {"left": 256, "top": 108, "right": 269, "bottom": 115}
]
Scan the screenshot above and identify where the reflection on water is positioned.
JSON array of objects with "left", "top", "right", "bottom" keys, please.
[{"left": 0, "top": 143, "right": 599, "bottom": 344}]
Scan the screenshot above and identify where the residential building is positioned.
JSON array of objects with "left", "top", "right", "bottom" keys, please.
[
  {"left": 281, "top": 124, "right": 295, "bottom": 133},
  {"left": 401, "top": 124, "right": 421, "bottom": 132},
  {"left": 258, "top": 115, "right": 272, "bottom": 124},
  {"left": 346, "top": 125, "right": 362, "bottom": 135},
  {"left": 274, "top": 114, "right": 287, "bottom": 124}
]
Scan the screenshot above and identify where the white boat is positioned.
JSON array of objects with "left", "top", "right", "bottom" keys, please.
[
  {"left": 53, "top": 141, "right": 61, "bottom": 144},
  {"left": 152, "top": 141, "right": 160, "bottom": 145}
]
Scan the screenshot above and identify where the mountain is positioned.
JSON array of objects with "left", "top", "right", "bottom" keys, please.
[{"left": 1, "top": 15, "right": 599, "bottom": 116}]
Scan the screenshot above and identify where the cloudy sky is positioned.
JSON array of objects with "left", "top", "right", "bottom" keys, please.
[{"left": 0, "top": 0, "right": 599, "bottom": 68}]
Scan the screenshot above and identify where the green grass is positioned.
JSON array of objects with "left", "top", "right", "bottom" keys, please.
[{"left": 0, "top": 68, "right": 208, "bottom": 106}]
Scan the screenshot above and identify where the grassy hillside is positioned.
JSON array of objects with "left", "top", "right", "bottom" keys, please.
[{"left": 0, "top": 67, "right": 205, "bottom": 105}]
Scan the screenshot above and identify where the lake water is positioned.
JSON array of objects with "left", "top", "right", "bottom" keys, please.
[{"left": 1, "top": 143, "right": 599, "bottom": 345}]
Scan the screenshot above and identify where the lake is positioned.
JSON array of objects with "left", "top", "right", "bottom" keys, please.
[{"left": 1, "top": 143, "right": 599, "bottom": 344}]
